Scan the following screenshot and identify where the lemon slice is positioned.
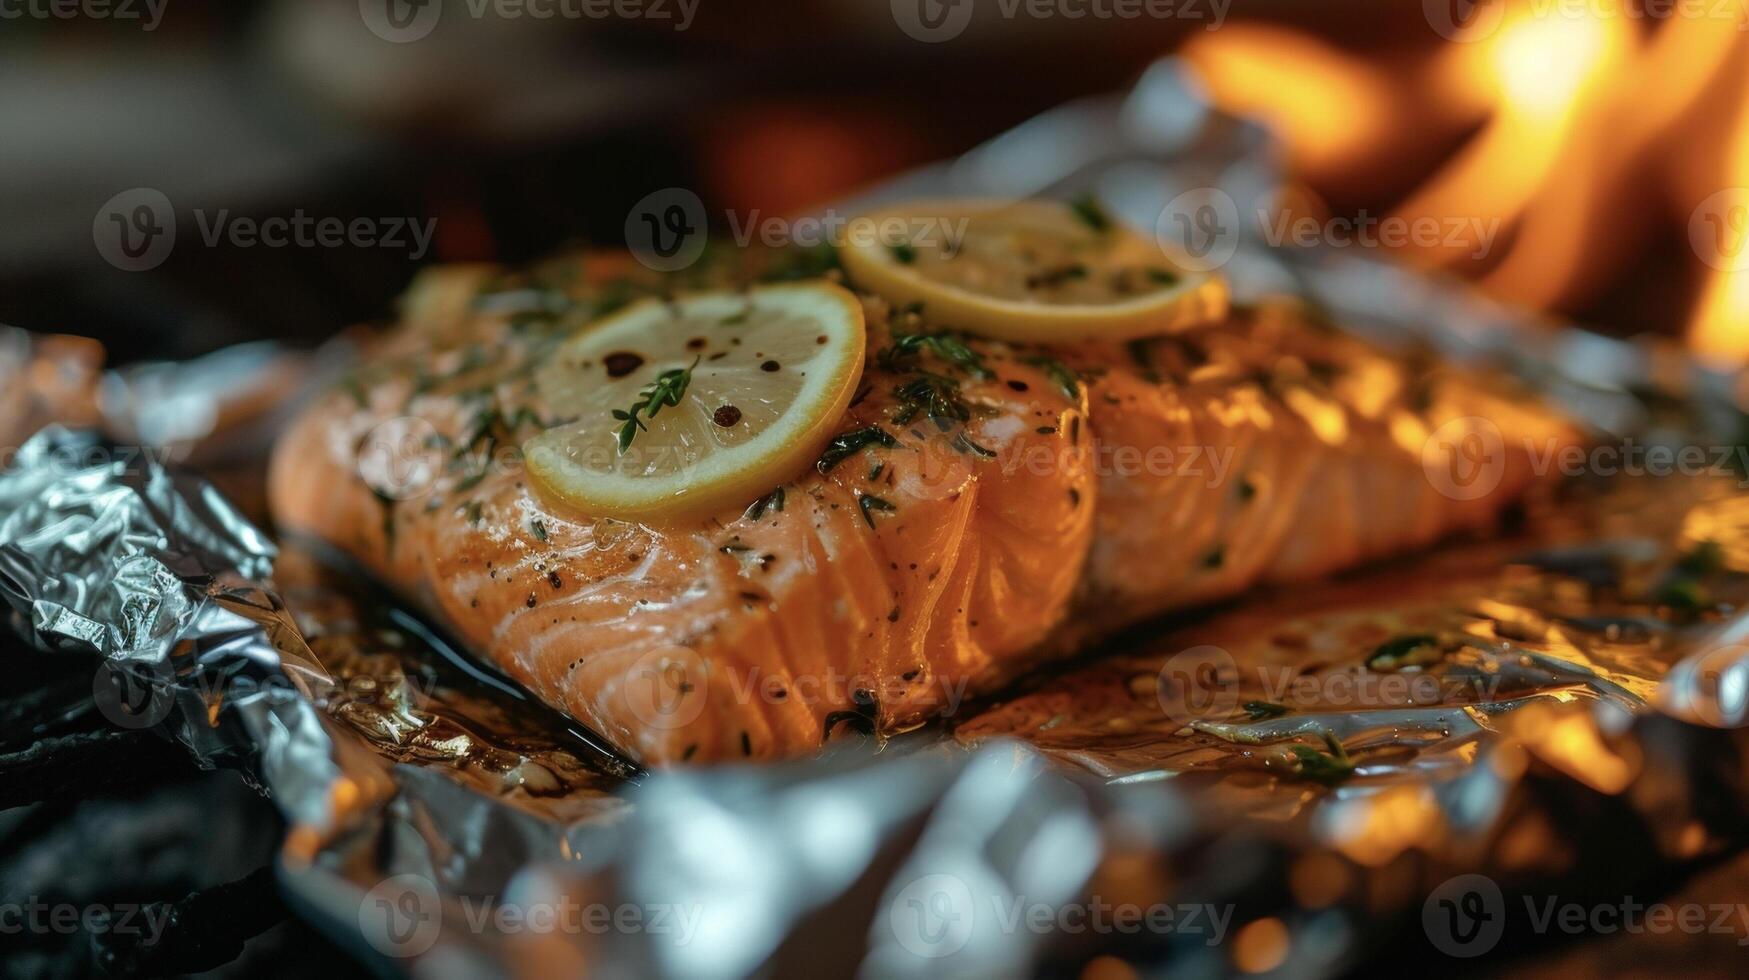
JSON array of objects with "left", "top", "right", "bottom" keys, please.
[
  {"left": 839, "top": 198, "right": 1228, "bottom": 342},
  {"left": 524, "top": 282, "right": 865, "bottom": 520}
]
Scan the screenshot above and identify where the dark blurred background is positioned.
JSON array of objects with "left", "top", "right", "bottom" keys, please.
[{"left": 9, "top": 0, "right": 1749, "bottom": 368}]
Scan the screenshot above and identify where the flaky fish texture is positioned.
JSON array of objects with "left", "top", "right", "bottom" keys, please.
[{"left": 270, "top": 254, "right": 1578, "bottom": 764}]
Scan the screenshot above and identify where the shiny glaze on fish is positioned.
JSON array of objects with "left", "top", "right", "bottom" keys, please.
[{"left": 270, "top": 256, "right": 1577, "bottom": 764}]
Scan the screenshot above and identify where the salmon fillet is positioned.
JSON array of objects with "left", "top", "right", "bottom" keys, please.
[{"left": 269, "top": 254, "right": 1577, "bottom": 764}]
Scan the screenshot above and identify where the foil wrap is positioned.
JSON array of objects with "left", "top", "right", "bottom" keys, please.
[{"left": 5, "top": 60, "right": 1749, "bottom": 979}]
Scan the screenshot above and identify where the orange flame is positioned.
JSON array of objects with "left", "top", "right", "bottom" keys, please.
[{"left": 1177, "top": 1, "right": 1749, "bottom": 361}]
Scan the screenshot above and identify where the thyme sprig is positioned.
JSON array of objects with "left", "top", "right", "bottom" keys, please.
[
  {"left": 818, "top": 426, "right": 898, "bottom": 473},
  {"left": 745, "top": 487, "right": 786, "bottom": 521},
  {"left": 878, "top": 331, "right": 992, "bottom": 379},
  {"left": 892, "top": 373, "right": 971, "bottom": 428},
  {"left": 859, "top": 494, "right": 896, "bottom": 528},
  {"left": 1287, "top": 730, "right": 1355, "bottom": 787},
  {"left": 613, "top": 357, "right": 699, "bottom": 454},
  {"left": 1022, "top": 355, "right": 1081, "bottom": 400}
]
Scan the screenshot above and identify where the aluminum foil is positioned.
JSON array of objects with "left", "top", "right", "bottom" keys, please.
[{"left": 6, "top": 59, "right": 1749, "bottom": 980}]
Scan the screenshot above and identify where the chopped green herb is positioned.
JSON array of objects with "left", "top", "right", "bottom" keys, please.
[
  {"left": 613, "top": 357, "right": 698, "bottom": 454},
  {"left": 1022, "top": 355, "right": 1081, "bottom": 400},
  {"left": 1125, "top": 339, "right": 1160, "bottom": 383},
  {"left": 760, "top": 243, "right": 840, "bottom": 282},
  {"left": 341, "top": 376, "right": 369, "bottom": 408},
  {"left": 1146, "top": 267, "right": 1179, "bottom": 286},
  {"left": 369, "top": 486, "right": 398, "bottom": 553},
  {"left": 817, "top": 426, "right": 899, "bottom": 473},
  {"left": 1243, "top": 700, "right": 1290, "bottom": 721},
  {"left": 951, "top": 431, "right": 997, "bottom": 458},
  {"left": 859, "top": 494, "right": 896, "bottom": 528},
  {"left": 530, "top": 518, "right": 548, "bottom": 542},
  {"left": 1287, "top": 731, "right": 1354, "bottom": 787},
  {"left": 592, "top": 280, "right": 636, "bottom": 318},
  {"left": 1655, "top": 577, "right": 1710, "bottom": 615},
  {"left": 1025, "top": 263, "right": 1089, "bottom": 290},
  {"left": 1676, "top": 540, "right": 1726, "bottom": 576},
  {"left": 745, "top": 487, "right": 786, "bottom": 521},
  {"left": 462, "top": 501, "right": 484, "bottom": 526},
  {"left": 1069, "top": 193, "right": 1112, "bottom": 233},
  {"left": 453, "top": 470, "right": 487, "bottom": 493},
  {"left": 878, "top": 331, "right": 992, "bottom": 379},
  {"left": 1366, "top": 634, "right": 1443, "bottom": 672},
  {"left": 892, "top": 373, "right": 971, "bottom": 427},
  {"left": 890, "top": 242, "right": 917, "bottom": 265}
]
